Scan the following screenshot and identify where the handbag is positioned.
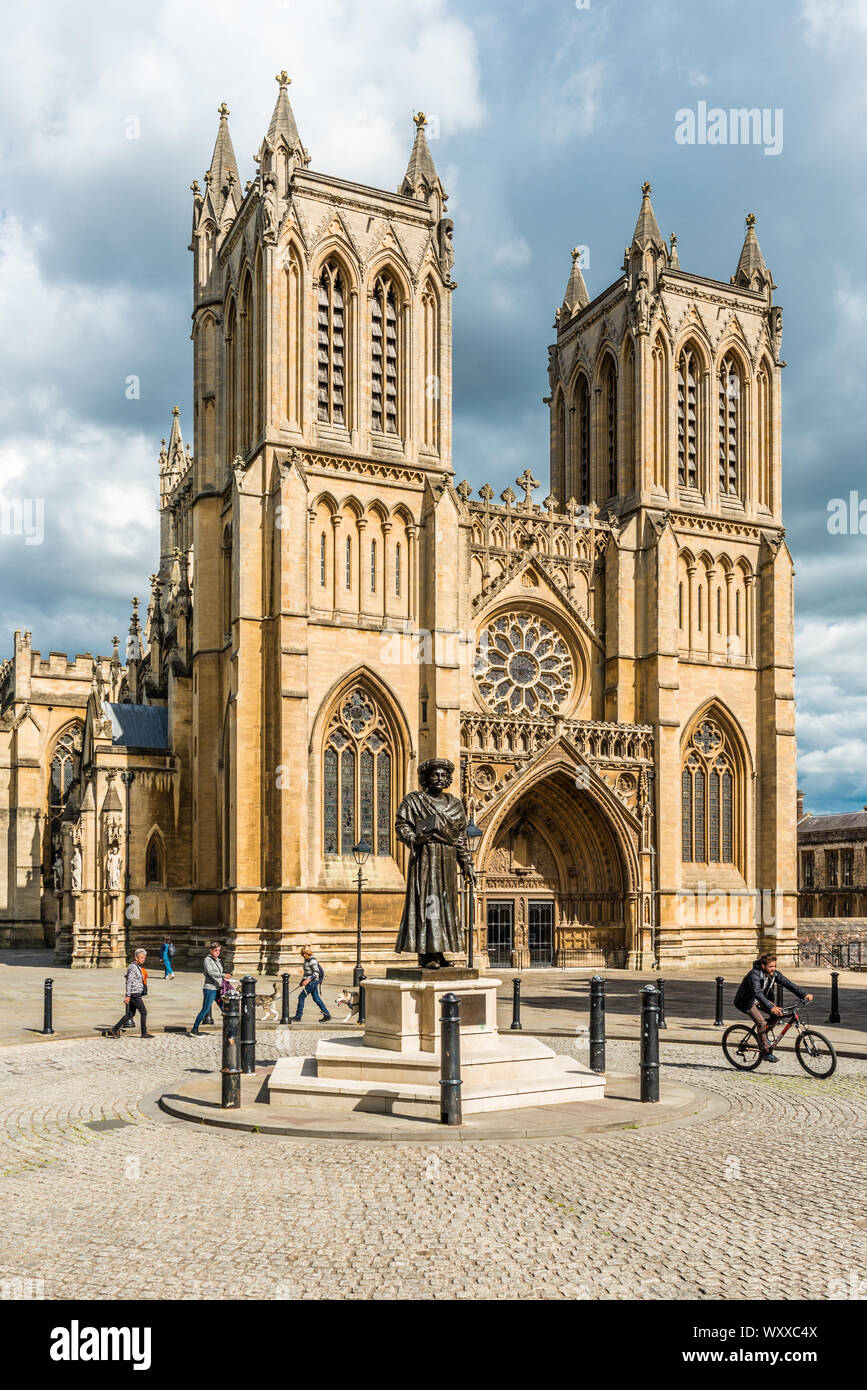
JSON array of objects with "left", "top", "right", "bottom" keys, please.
[{"left": 141, "top": 966, "right": 148, "bottom": 997}]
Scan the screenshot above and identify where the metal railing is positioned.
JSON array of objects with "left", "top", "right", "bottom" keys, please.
[
  {"left": 554, "top": 947, "right": 626, "bottom": 969},
  {"left": 796, "top": 939, "right": 867, "bottom": 969}
]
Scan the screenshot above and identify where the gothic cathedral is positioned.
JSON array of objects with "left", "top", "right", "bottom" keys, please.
[{"left": 0, "top": 76, "right": 797, "bottom": 969}]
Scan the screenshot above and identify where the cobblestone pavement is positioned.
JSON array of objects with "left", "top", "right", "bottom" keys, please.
[{"left": 0, "top": 1031, "right": 864, "bottom": 1301}]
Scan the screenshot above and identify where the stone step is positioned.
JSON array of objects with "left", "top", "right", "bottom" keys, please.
[{"left": 314, "top": 1033, "right": 577, "bottom": 1086}]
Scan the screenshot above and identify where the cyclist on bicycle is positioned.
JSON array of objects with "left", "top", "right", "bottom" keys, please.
[{"left": 733, "top": 953, "right": 812, "bottom": 1062}]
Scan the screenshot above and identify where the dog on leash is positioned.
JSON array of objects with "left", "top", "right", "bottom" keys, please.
[
  {"left": 332, "top": 988, "right": 361, "bottom": 1023},
  {"left": 256, "top": 982, "right": 279, "bottom": 1022}
]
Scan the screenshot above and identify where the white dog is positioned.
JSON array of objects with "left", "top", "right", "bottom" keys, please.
[
  {"left": 256, "top": 982, "right": 280, "bottom": 1022},
  {"left": 332, "top": 988, "right": 361, "bottom": 1023}
]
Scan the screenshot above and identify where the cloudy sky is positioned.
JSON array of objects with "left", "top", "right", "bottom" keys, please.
[{"left": 1, "top": 0, "right": 865, "bottom": 813}]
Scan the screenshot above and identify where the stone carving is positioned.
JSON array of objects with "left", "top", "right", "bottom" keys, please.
[
  {"left": 105, "top": 845, "right": 122, "bottom": 892},
  {"left": 769, "top": 305, "right": 783, "bottom": 362},
  {"left": 261, "top": 175, "right": 278, "bottom": 242},
  {"left": 437, "top": 218, "right": 454, "bottom": 280},
  {"left": 474, "top": 612, "right": 573, "bottom": 717},
  {"left": 52, "top": 855, "right": 63, "bottom": 892},
  {"left": 634, "top": 273, "right": 650, "bottom": 334},
  {"left": 394, "top": 758, "right": 475, "bottom": 968},
  {"left": 70, "top": 845, "right": 82, "bottom": 892}
]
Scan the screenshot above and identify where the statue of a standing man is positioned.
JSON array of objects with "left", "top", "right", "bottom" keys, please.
[{"left": 394, "top": 758, "right": 475, "bottom": 969}]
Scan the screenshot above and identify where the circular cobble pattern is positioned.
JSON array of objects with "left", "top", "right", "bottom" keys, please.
[{"left": 0, "top": 1031, "right": 864, "bottom": 1301}]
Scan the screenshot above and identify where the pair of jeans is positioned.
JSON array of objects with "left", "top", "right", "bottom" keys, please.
[
  {"left": 744, "top": 1002, "right": 773, "bottom": 1053},
  {"left": 114, "top": 994, "right": 148, "bottom": 1036},
  {"left": 193, "top": 987, "right": 218, "bottom": 1031},
  {"left": 162, "top": 952, "right": 174, "bottom": 978},
  {"left": 293, "top": 980, "right": 329, "bottom": 1020}
]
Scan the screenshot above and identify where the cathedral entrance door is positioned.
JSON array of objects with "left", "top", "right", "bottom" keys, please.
[
  {"left": 528, "top": 900, "right": 554, "bottom": 968},
  {"left": 486, "top": 900, "right": 514, "bottom": 968}
]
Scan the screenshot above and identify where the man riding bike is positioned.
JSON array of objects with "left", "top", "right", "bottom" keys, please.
[{"left": 732, "top": 953, "right": 812, "bottom": 1063}]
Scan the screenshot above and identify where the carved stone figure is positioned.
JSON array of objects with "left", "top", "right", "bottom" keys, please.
[
  {"left": 106, "top": 845, "right": 122, "bottom": 891},
  {"left": 261, "top": 176, "right": 278, "bottom": 242},
  {"left": 634, "top": 273, "right": 650, "bottom": 334},
  {"left": 437, "top": 218, "right": 454, "bottom": 280},
  {"left": 769, "top": 305, "right": 783, "bottom": 361},
  {"left": 52, "top": 855, "right": 63, "bottom": 892},
  {"left": 70, "top": 845, "right": 82, "bottom": 892},
  {"left": 395, "top": 758, "right": 475, "bottom": 968}
]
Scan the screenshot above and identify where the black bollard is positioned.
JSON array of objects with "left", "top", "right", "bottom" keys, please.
[
  {"left": 440, "top": 992, "right": 462, "bottom": 1126},
  {"left": 357, "top": 983, "right": 366, "bottom": 1025},
  {"left": 510, "top": 976, "right": 523, "bottom": 1030},
  {"left": 640, "top": 984, "right": 660, "bottom": 1103},
  {"left": 280, "top": 972, "right": 291, "bottom": 1026},
  {"left": 714, "top": 975, "right": 725, "bottom": 1027},
  {"left": 221, "top": 989, "right": 241, "bottom": 1109},
  {"left": 828, "top": 971, "right": 841, "bottom": 1025},
  {"left": 42, "top": 978, "right": 55, "bottom": 1036},
  {"left": 240, "top": 976, "right": 256, "bottom": 1074},
  {"left": 656, "top": 976, "right": 667, "bottom": 1029},
  {"left": 589, "top": 975, "right": 605, "bottom": 1073}
]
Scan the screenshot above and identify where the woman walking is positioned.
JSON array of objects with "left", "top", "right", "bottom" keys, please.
[{"left": 161, "top": 935, "right": 175, "bottom": 980}]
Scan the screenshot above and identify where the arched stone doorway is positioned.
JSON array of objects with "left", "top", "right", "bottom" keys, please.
[{"left": 477, "top": 769, "right": 633, "bottom": 968}]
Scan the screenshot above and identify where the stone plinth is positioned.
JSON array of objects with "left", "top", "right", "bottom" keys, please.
[{"left": 267, "top": 975, "right": 605, "bottom": 1119}]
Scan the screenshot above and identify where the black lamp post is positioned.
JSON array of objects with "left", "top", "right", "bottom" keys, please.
[
  {"left": 465, "top": 818, "right": 483, "bottom": 970},
  {"left": 352, "top": 838, "right": 372, "bottom": 987}
]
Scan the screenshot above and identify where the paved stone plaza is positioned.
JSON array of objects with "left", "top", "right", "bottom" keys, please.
[{"left": 0, "top": 1026, "right": 864, "bottom": 1301}]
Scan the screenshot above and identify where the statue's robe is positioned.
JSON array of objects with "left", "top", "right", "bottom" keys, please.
[{"left": 394, "top": 790, "right": 471, "bottom": 955}]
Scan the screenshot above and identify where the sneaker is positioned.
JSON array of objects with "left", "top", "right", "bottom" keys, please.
[
  {"left": 188, "top": 1029, "right": 201, "bottom": 1036},
  {"left": 320, "top": 1014, "right": 333, "bottom": 1022},
  {"left": 765, "top": 1052, "right": 780, "bottom": 1063}
]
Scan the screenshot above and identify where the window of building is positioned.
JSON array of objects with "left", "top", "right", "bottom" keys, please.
[
  {"left": 802, "top": 851, "right": 814, "bottom": 888},
  {"left": 601, "top": 357, "right": 617, "bottom": 498},
  {"left": 395, "top": 542, "right": 401, "bottom": 597},
  {"left": 681, "top": 717, "right": 736, "bottom": 864},
  {"left": 574, "top": 375, "right": 590, "bottom": 505},
  {"left": 370, "top": 539, "right": 376, "bottom": 592},
  {"left": 826, "top": 850, "right": 838, "bottom": 886},
  {"left": 371, "top": 274, "right": 399, "bottom": 434},
  {"left": 323, "top": 686, "right": 394, "bottom": 856},
  {"left": 718, "top": 354, "right": 742, "bottom": 497},
  {"left": 677, "top": 345, "right": 700, "bottom": 488},
  {"left": 47, "top": 724, "right": 83, "bottom": 874},
  {"left": 145, "top": 834, "right": 164, "bottom": 887},
  {"left": 842, "top": 850, "right": 854, "bottom": 887},
  {"left": 317, "top": 260, "right": 346, "bottom": 426},
  {"left": 320, "top": 532, "right": 326, "bottom": 586},
  {"left": 345, "top": 536, "right": 352, "bottom": 590}
]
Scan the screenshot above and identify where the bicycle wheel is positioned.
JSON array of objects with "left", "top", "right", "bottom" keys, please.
[
  {"left": 722, "top": 1024, "right": 763, "bottom": 1070},
  {"left": 795, "top": 1029, "right": 837, "bottom": 1079}
]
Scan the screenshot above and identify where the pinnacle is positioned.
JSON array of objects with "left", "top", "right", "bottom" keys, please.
[
  {"left": 631, "top": 180, "right": 665, "bottom": 252},
  {"left": 265, "top": 69, "right": 302, "bottom": 152},
  {"left": 733, "top": 212, "right": 771, "bottom": 288},
  {"left": 205, "top": 102, "right": 240, "bottom": 214},
  {"left": 562, "top": 247, "right": 589, "bottom": 318},
  {"left": 400, "top": 112, "right": 441, "bottom": 198}
]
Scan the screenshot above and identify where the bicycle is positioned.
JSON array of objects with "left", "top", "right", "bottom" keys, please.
[{"left": 722, "top": 1006, "right": 837, "bottom": 1079}]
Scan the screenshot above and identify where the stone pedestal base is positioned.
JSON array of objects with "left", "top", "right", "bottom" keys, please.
[{"left": 268, "top": 975, "right": 605, "bottom": 1119}]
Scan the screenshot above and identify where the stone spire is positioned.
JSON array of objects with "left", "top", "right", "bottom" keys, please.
[
  {"left": 125, "top": 597, "right": 144, "bottom": 664},
  {"left": 166, "top": 406, "right": 185, "bottom": 472},
  {"left": 561, "top": 247, "right": 590, "bottom": 318},
  {"left": 257, "top": 71, "right": 309, "bottom": 193},
  {"left": 631, "top": 181, "right": 665, "bottom": 254},
  {"left": 399, "top": 113, "right": 444, "bottom": 203},
  {"left": 732, "top": 213, "right": 773, "bottom": 295},
  {"left": 203, "top": 102, "right": 241, "bottom": 224}
]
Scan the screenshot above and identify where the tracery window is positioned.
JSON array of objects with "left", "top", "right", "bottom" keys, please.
[
  {"left": 323, "top": 687, "right": 394, "bottom": 856},
  {"left": 681, "top": 718, "right": 736, "bottom": 864},
  {"left": 345, "top": 536, "right": 352, "bottom": 590},
  {"left": 146, "top": 834, "right": 164, "bottom": 887},
  {"left": 718, "top": 354, "right": 742, "bottom": 497},
  {"left": 677, "top": 345, "right": 700, "bottom": 488},
  {"left": 474, "top": 612, "right": 573, "bottom": 716},
  {"left": 395, "top": 542, "right": 401, "bottom": 597},
  {"left": 320, "top": 533, "right": 326, "bottom": 587},
  {"left": 371, "top": 274, "right": 399, "bottom": 434},
  {"left": 48, "top": 724, "right": 83, "bottom": 864},
  {"left": 574, "top": 376, "right": 590, "bottom": 505},
  {"left": 317, "top": 260, "right": 346, "bottom": 425}
]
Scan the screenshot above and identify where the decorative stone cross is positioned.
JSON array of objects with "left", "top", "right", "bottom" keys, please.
[
  {"left": 456, "top": 480, "right": 472, "bottom": 503},
  {"left": 276, "top": 70, "right": 290, "bottom": 87},
  {"left": 218, "top": 102, "right": 230, "bottom": 118},
  {"left": 516, "top": 469, "right": 540, "bottom": 508},
  {"left": 478, "top": 483, "right": 495, "bottom": 506}
]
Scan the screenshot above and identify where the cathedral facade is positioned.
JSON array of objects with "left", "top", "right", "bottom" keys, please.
[{"left": 0, "top": 76, "right": 797, "bottom": 970}]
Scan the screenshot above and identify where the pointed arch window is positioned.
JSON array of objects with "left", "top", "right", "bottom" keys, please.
[
  {"left": 323, "top": 686, "right": 394, "bottom": 856},
  {"left": 320, "top": 532, "right": 326, "bottom": 587},
  {"left": 370, "top": 539, "right": 377, "bottom": 592},
  {"left": 47, "top": 723, "right": 83, "bottom": 873},
  {"left": 371, "top": 274, "right": 399, "bottom": 434},
  {"left": 345, "top": 536, "right": 352, "bottom": 590},
  {"left": 719, "top": 354, "right": 742, "bottom": 497},
  {"left": 395, "top": 542, "right": 402, "bottom": 597},
  {"left": 145, "top": 833, "right": 165, "bottom": 887},
  {"left": 681, "top": 718, "right": 737, "bottom": 864},
  {"left": 652, "top": 338, "right": 666, "bottom": 489},
  {"left": 239, "top": 273, "right": 253, "bottom": 451},
  {"left": 317, "top": 260, "right": 346, "bottom": 425},
  {"left": 757, "top": 362, "right": 772, "bottom": 509},
  {"left": 600, "top": 357, "right": 618, "bottom": 498},
  {"left": 677, "top": 345, "right": 700, "bottom": 488},
  {"left": 573, "top": 376, "right": 590, "bottom": 505},
  {"left": 421, "top": 283, "right": 439, "bottom": 450}
]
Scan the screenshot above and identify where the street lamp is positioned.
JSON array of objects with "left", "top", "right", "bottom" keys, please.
[
  {"left": 465, "top": 819, "right": 483, "bottom": 970},
  {"left": 352, "top": 838, "right": 372, "bottom": 987}
]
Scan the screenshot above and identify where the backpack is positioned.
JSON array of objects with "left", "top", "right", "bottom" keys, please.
[
  {"left": 167, "top": 943, "right": 176, "bottom": 958},
  {"left": 317, "top": 963, "right": 325, "bottom": 986}
]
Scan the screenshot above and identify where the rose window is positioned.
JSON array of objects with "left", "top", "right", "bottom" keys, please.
[{"left": 474, "top": 612, "right": 573, "bottom": 715}]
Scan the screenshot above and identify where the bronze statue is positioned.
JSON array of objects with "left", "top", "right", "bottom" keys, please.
[{"left": 395, "top": 758, "right": 475, "bottom": 968}]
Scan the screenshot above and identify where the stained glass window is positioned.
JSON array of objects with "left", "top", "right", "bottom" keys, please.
[
  {"left": 681, "top": 719, "right": 737, "bottom": 866},
  {"left": 322, "top": 685, "right": 396, "bottom": 857},
  {"left": 47, "top": 723, "right": 82, "bottom": 877}
]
